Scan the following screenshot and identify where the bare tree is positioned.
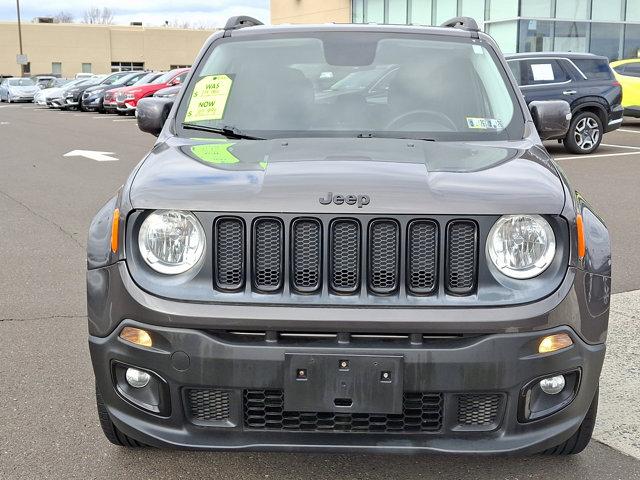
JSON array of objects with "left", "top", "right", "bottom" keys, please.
[
  {"left": 53, "top": 11, "right": 74, "bottom": 23},
  {"left": 83, "top": 7, "right": 114, "bottom": 25}
]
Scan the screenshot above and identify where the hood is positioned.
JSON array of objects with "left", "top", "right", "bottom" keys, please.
[
  {"left": 129, "top": 137, "right": 565, "bottom": 215},
  {"left": 9, "top": 85, "right": 37, "bottom": 94}
]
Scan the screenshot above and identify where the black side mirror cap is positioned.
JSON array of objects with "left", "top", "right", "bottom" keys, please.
[
  {"left": 137, "top": 97, "right": 174, "bottom": 136},
  {"left": 529, "top": 100, "right": 572, "bottom": 141}
]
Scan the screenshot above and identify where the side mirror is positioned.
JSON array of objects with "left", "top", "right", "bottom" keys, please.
[
  {"left": 529, "top": 100, "right": 572, "bottom": 141},
  {"left": 137, "top": 97, "right": 174, "bottom": 136}
]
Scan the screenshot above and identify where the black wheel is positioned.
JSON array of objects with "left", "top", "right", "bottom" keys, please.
[
  {"left": 541, "top": 388, "right": 598, "bottom": 455},
  {"left": 95, "top": 384, "right": 147, "bottom": 448},
  {"left": 564, "top": 111, "right": 603, "bottom": 154}
]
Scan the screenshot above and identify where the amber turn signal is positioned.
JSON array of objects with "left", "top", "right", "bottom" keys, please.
[
  {"left": 111, "top": 208, "right": 120, "bottom": 254},
  {"left": 538, "top": 333, "right": 573, "bottom": 354},
  {"left": 120, "top": 327, "right": 153, "bottom": 348},
  {"left": 576, "top": 214, "right": 586, "bottom": 260}
]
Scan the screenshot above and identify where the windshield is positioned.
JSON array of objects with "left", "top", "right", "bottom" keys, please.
[
  {"left": 151, "top": 71, "right": 174, "bottom": 84},
  {"left": 177, "top": 32, "right": 523, "bottom": 141},
  {"left": 133, "top": 72, "right": 161, "bottom": 85},
  {"left": 8, "top": 78, "right": 35, "bottom": 86}
]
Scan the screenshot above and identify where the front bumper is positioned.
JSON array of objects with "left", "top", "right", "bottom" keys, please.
[
  {"left": 90, "top": 320, "right": 604, "bottom": 454},
  {"left": 88, "top": 261, "right": 607, "bottom": 454}
]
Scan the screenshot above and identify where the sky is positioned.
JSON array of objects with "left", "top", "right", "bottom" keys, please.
[{"left": 0, "top": 0, "right": 270, "bottom": 28}]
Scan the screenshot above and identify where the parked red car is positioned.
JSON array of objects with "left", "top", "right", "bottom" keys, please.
[
  {"left": 103, "top": 72, "right": 163, "bottom": 114},
  {"left": 114, "top": 68, "right": 189, "bottom": 114}
]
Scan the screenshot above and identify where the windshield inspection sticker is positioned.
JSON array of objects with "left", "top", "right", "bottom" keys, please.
[
  {"left": 466, "top": 117, "right": 503, "bottom": 130},
  {"left": 184, "top": 74, "right": 233, "bottom": 122}
]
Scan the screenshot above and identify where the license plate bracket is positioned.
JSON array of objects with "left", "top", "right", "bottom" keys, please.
[{"left": 283, "top": 353, "right": 404, "bottom": 414}]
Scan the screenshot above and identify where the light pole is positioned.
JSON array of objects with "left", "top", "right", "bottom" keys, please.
[{"left": 16, "top": 0, "right": 24, "bottom": 76}]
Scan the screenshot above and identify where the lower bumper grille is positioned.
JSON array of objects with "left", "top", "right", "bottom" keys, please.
[
  {"left": 186, "top": 389, "right": 231, "bottom": 423},
  {"left": 243, "top": 390, "right": 443, "bottom": 433}
]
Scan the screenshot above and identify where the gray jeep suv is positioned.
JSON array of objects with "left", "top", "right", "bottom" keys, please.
[{"left": 87, "top": 16, "right": 611, "bottom": 455}]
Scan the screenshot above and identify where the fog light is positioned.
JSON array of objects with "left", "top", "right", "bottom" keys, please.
[
  {"left": 125, "top": 368, "right": 151, "bottom": 388},
  {"left": 538, "top": 333, "right": 573, "bottom": 353},
  {"left": 120, "top": 327, "right": 152, "bottom": 347},
  {"left": 539, "top": 374, "right": 565, "bottom": 395}
]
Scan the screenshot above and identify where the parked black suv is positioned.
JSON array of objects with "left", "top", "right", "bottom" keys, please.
[
  {"left": 506, "top": 52, "right": 623, "bottom": 154},
  {"left": 88, "top": 17, "right": 610, "bottom": 455}
]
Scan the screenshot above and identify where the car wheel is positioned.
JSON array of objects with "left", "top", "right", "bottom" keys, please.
[
  {"left": 541, "top": 388, "right": 598, "bottom": 455},
  {"left": 564, "top": 111, "right": 603, "bottom": 154},
  {"left": 95, "top": 384, "right": 147, "bottom": 448}
]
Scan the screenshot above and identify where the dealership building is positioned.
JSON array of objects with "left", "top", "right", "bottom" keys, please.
[
  {"left": 271, "top": 0, "right": 640, "bottom": 61},
  {"left": 0, "top": 21, "right": 214, "bottom": 78}
]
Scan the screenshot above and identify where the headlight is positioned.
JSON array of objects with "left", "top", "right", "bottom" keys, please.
[
  {"left": 487, "top": 215, "right": 556, "bottom": 279},
  {"left": 138, "top": 210, "right": 205, "bottom": 274}
]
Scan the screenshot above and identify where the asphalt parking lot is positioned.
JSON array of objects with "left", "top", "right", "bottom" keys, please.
[{"left": 1, "top": 104, "right": 639, "bottom": 479}]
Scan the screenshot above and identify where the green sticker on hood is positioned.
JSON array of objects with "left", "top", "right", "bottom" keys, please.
[
  {"left": 191, "top": 143, "right": 239, "bottom": 164},
  {"left": 184, "top": 75, "right": 233, "bottom": 122}
]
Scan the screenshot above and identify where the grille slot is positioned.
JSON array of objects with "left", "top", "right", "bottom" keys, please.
[
  {"left": 456, "top": 394, "right": 503, "bottom": 428},
  {"left": 186, "top": 389, "right": 231, "bottom": 423},
  {"left": 244, "top": 390, "right": 443, "bottom": 432},
  {"left": 214, "top": 217, "right": 245, "bottom": 291},
  {"left": 407, "top": 220, "right": 438, "bottom": 295},
  {"left": 446, "top": 221, "right": 478, "bottom": 295},
  {"left": 253, "top": 218, "right": 284, "bottom": 292},
  {"left": 291, "top": 219, "right": 322, "bottom": 293},
  {"left": 330, "top": 220, "right": 361, "bottom": 293},
  {"left": 368, "top": 220, "right": 400, "bottom": 294}
]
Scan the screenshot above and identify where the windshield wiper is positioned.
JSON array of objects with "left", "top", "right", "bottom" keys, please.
[
  {"left": 356, "top": 132, "right": 436, "bottom": 141},
  {"left": 182, "top": 123, "right": 265, "bottom": 140}
]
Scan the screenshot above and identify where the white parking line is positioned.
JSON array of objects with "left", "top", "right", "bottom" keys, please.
[
  {"left": 600, "top": 143, "right": 640, "bottom": 150},
  {"left": 555, "top": 150, "right": 640, "bottom": 160},
  {"left": 618, "top": 128, "right": 640, "bottom": 134},
  {"left": 92, "top": 116, "right": 111, "bottom": 119},
  {"left": 113, "top": 118, "right": 136, "bottom": 122}
]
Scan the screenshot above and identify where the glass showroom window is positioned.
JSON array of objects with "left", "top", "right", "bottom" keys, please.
[
  {"left": 82, "top": 63, "right": 92, "bottom": 73},
  {"left": 520, "top": 0, "right": 553, "bottom": 18},
  {"left": 590, "top": 23, "right": 623, "bottom": 61},
  {"left": 554, "top": 21, "right": 588, "bottom": 52},
  {"left": 519, "top": 20, "right": 554, "bottom": 52},
  {"left": 353, "top": 0, "right": 364, "bottom": 22},
  {"left": 388, "top": 0, "right": 408, "bottom": 24},
  {"left": 555, "top": 0, "right": 590, "bottom": 20},
  {"left": 410, "top": 0, "right": 432, "bottom": 24},
  {"left": 459, "top": 0, "right": 484, "bottom": 24},
  {"left": 434, "top": 0, "right": 456, "bottom": 24},
  {"left": 591, "top": 0, "right": 623, "bottom": 22},
  {"left": 364, "top": 0, "right": 384, "bottom": 22},
  {"left": 487, "top": 21, "right": 518, "bottom": 53},
  {"left": 52, "top": 62, "right": 62, "bottom": 75},
  {"left": 623, "top": 25, "right": 640, "bottom": 59},
  {"left": 627, "top": 1, "right": 640, "bottom": 22},
  {"left": 487, "top": 0, "right": 517, "bottom": 21}
]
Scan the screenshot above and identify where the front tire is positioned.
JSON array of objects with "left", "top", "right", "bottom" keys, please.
[
  {"left": 564, "top": 111, "right": 603, "bottom": 154},
  {"left": 542, "top": 388, "right": 598, "bottom": 455},
  {"left": 95, "top": 384, "right": 147, "bottom": 448}
]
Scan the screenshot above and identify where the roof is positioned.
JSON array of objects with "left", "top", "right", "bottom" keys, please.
[{"left": 505, "top": 52, "right": 607, "bottom": 60}]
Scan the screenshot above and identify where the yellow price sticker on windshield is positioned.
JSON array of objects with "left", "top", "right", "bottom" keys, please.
[{"left": 184, "top": 75, "right": 233, "bottom": 122}]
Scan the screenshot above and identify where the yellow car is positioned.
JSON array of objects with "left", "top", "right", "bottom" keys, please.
[{"left": 611, "top": 58, "right": 640, "bottom": 117}]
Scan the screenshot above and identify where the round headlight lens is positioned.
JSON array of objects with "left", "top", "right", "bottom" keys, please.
[
  {"left": 487, "top": 215, "right": 556, "bottom": 279},
  {"left": 138, "top": 210, "right": 205, "bottom": 274}
]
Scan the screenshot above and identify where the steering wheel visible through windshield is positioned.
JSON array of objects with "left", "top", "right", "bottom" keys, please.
[{"left": 177, "top": 32, "right": 523, "bottom": 141}]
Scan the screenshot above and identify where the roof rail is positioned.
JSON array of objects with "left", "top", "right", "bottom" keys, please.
[
  {"left": 440, "top": 16, "right": 480, "bottom": 37},
  {"left": 224, "top": 16, "right": 264, "bottom": 31}
]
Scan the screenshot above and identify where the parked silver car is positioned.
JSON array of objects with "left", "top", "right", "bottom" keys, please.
[{"left": 0, "top": 77, "right": 38, "bottom": 102}]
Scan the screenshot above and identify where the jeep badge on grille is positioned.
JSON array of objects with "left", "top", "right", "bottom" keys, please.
[{"left": 319, "top": 192, "right": 370, "bottom": 208}]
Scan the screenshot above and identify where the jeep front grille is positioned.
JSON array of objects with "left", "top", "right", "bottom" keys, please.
[{"left": 211, "top": 215, "right": 478, "bottom": 299}]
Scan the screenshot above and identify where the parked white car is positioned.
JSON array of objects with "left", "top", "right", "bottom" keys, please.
[{"left": 0, "top": 77, "right": 38, "bottom": 102}]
